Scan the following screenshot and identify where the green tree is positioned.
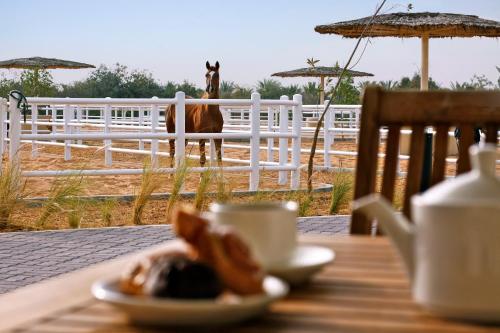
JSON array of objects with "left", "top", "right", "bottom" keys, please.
[
  {"left": 332, "top": 75, "right": 360, "bottom": 104},
  {"left": 123, "top": 70, "right": 163, "bottom": 97},
  {"left": 451, "top": 74, "right": 494, "bottom": 91},
  {"left": 256, "top": 79, "right": 283, "bottom": 99},
  {"left": 302, "top": 82, "right": 320, "bottom": 104},
  {"left": 0, "top": 75, "right": 22, "bottom": 99},
  {"left": 220, "top": 81, "right": 237, "bottom": 98},
  {"left": 20, "top": 69, "right": 56, "bottom": 96},
  {"left": 176, "top": 81, "right": 203, "bottom": 98},
  {"left": 396, "top": 73, "right": 440, "bottom": 90}
]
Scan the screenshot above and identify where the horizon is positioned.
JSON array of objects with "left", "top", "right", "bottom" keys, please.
[{"left": 2, "top": 0, "right": 499, "bottom": 90}]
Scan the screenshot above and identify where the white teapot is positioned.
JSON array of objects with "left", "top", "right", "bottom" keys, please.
[{"left": 354, "top": 144, "right": 500, "bottom": 322}]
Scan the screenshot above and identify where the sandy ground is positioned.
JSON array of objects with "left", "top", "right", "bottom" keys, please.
[{"left": 3, "top": 137, "right": 498, "bottom": 232}]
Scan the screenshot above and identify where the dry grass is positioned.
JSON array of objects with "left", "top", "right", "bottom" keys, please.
[
  {"left": 37, "top": 173, "right": 86, "bottom": 228},
  {"left": 166, "top": 160, "right": 188, "bottom": 220},
  {"left": 0, "top": 160, "right": 26, "bottom": 229},
  {"left": 329, "top": 172, "right": 353, "bottom": 214},
  {"left": 131, "top": 161, "right": 161, "bottom": 225},
  {"left": 100, "top": 198, "right": 117, "bottom": 227},
  {"left": 194, "top": 169, "right": 213, "bottom": 210}
]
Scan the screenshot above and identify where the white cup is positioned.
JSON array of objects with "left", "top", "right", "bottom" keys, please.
[{"left": 209, "top": 202, "right": 298, "bottom": 270}]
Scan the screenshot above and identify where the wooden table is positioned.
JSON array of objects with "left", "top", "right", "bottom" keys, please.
[{"left": 1, "top": 235, "right": 499, "bottom": 333}]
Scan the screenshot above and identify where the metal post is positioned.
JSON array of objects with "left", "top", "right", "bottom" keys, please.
[
  {"left": 31, "top": 104, "right": 38, "bottom": 158},
  {"left": 249, "top": 92, "right": 261, "bottom": 191},
  {"left": 8, "top": 95, "right": 21, "bottom": 164},
  {"left": 151, "top": 97, "right": 159, "bottom": 167},
  {"left": 278, "top": 95, "right": 288, "bottom": 185},
  {"left": 104, "top": 97, "right": 112, "bottom": 166},
  {"left": 266, "top": 106, "right": 274, "bottom": 162},
  {"left": 323, "top": 100, "right": 332, "bottom": 169},
  {"left": 175, "top": 91, "right": 185, "bottom": 167},
  {"left": 291, "top": 94, "right": 302, "bottom": 189}
]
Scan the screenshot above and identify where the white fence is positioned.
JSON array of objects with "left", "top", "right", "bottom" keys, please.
[
  {"left": 3, "top": 93, "right": 306, "bottom": 191},
  {"left": 3, "top": 93, "right": 495, "bottom": 192}
]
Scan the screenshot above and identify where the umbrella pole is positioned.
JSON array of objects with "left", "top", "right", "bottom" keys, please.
[
  {"left": 420, "top": 33, "right": 432, "bottom": 191},
  {"left": 421, "top": 34, "right": 429, "bottom": 91}
]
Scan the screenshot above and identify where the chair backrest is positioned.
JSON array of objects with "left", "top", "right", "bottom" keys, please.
[{"left": 351, "top": 86, "right": 500, "bottom": 235}]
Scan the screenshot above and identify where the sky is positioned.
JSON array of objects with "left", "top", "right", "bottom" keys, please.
[{"left": 1, "top": 0, "right": 499, "bottom": 89}]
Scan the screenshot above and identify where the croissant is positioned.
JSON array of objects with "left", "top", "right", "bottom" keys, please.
[{"left": 173, "top": 206, "right": 264, "bottom": 295}]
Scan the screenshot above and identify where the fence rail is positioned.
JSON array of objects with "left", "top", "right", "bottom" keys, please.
[{"left": 2, "top": 93, "right": 498, "bottom": 192}]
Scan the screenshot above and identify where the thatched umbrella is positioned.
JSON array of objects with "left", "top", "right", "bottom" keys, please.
[
  {"left": 315, "top": 12, "right": 500, "bottom": 90},
  {"left": 272, "top": 66, "right": 373, "bottom": 103},
  {"left": 0, "top": 57, "right": 95, "bottom": 69},
  {"left": 0, "top": 57, "right": 95, "bottom": 98}
]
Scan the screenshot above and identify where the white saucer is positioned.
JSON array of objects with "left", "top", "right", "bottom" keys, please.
[
  {"left": 266, "top": 245, "right": 335, "bottom": 286},
  {"left": 92, "top": 276, "right": 288, "bottom": 327}
]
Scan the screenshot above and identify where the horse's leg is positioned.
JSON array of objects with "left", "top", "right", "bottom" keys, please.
[
  {"left": 169, "top": 139, "right": 175, "bottom": 168},
  {"left": 215, "top": 139, "right": 223, "bottom": 167},
  {"left": 199, "top": 139, "right": 206, "bottom": 167}
]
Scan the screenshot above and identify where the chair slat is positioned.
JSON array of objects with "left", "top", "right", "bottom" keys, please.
[
  {"left": 351, "top": 88, "right": 381, "bottom": 235},
  {"left": 431, "top": 125, "right": 449, "bottom": 186},
  {"left": 456, "top": 124, "right": 474, "bottom": 175},
  {"left": 403, "top": 125, "right": 425, "bottom": 218},
  {"left": 381, "top": 126, "right": 401, "bottom": 202},
  {"left": 486, "top": 124, "right": 498, "bottom": 144}
]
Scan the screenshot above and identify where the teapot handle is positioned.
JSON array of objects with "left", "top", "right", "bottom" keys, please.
[{"left": 470, "top": 144, "right": 497, "bottom": 177}]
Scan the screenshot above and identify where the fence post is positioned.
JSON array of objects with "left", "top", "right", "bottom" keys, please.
[
  {"left": 266, "top": 106, "right": 274, "bottom": 162},
  {"left": 249, "top": 92, "right": 261, "bottom": 191},
  {"left": 8, "top": 94, "right": 21, "bottom": 164},
  {"left": 278, "top": 95, "right": 288, "bottom": 185},
  {"left": 31, "top": 104, "right": 38, "bottom": 158},
  {"left": 175, "top": 92, "right": 185, "bottom": 167},
  {"left": 323, "top": 100, "right": 332, "bottom": 169},
  {"left": 63, "top": 101, "right": 72, "bottom": 161},
  {"left": 0, "top": 99, "right": 6, "bottom": 155},
  {"left": 104, "top": 97, "right": 112, "bottom": 166},
  {"left": 51, "top": 105, "right": 57, "bottom": 142},
  {"left": 291, "top": 94, "right": 302, "bottom": 189},
  {"left": 151, "top": 97, "right": 159, "bottom": 167},
  {"left": 76, "top": 106, "right": 82, "bottom": 145},
  {"left": 138, "top": 106, "right": 144, "bottom": 151}
]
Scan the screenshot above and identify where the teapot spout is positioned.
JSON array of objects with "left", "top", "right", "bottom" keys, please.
[{"left": 353, "top": 194, "right": 415, "bottom": 280}]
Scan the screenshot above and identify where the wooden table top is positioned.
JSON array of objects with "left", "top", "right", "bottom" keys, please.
[{"left": 1, "top": 235, "right": 499, "bottom": 333}]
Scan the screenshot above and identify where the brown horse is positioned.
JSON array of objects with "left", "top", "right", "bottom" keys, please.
[{"left": 166, "top": 61, "right": 224, "bottom": 167}]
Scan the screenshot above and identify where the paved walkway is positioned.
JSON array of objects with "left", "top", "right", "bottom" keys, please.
[{"left": 0, "top": 215, "right": 349, "bottom": 294}]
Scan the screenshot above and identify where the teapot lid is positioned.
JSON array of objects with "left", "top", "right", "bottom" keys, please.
[{"left": 418, "top": 144, "right": 500, "bottom": 205}]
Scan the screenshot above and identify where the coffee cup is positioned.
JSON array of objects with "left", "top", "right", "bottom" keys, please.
[{"left": 208, "top": 202, "right": 298, "bottom": 270}]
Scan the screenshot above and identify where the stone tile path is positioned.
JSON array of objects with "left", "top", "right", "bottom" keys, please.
[{"left": 0, "top": 215, "right": 349, "bottom": 294}]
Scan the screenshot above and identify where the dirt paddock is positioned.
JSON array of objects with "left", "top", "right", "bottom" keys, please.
[{"left": 3, "top": 138, "right": 497, "bottom": 232}]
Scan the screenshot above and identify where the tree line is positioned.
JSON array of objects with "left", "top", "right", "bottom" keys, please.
[{"left": 1, "top": 64, "right": 499, "bottom": 105}]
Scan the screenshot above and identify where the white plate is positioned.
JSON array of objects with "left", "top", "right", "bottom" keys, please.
[
  {"left": 92, "top": 276, "right": 288, "bottom": 327},
  {"left": 267, "top": 245, "right": 335, "bottom": 286}
]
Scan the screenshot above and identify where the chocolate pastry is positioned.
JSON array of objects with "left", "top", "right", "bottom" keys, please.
[{"left": 144, "top": 256, "right": 223, "bottom": 299}]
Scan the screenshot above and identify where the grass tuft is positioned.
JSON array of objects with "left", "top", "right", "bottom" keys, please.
[
  {"left": 0, "top": 160, "right": 26, "bottom": 229},
  {"left": 329, "top": 173, "right": 353, "bottom": 214},
  {"left": 131, "top": 161, "right": 160, "bottom": 225},
  {"left": 100, "top": 198, "right": 117, "bottom": 227},
  {"left": 215, "top": 169, "right": 232, "bottom": 204},
  {"left": 194, "top": 169, "right": 213, "bottom": 210},
  {"left": 166, "top": 159, "right": 188, "bottom": 220},
  {"left": 37, "top": 173, "right": 86, "bottom": 228}
]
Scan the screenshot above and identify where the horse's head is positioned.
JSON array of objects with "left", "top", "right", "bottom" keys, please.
[{"left": 205, "top": 61, "right": 220, "bottom": 98}]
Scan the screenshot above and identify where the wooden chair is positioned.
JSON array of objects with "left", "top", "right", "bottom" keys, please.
[{"left": 351, "top": 86, "right": 500, "bottom": 235}]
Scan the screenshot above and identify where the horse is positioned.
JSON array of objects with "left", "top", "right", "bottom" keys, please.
[{"left": 166, "top": 61, "right": 224, "bottom": 168}]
